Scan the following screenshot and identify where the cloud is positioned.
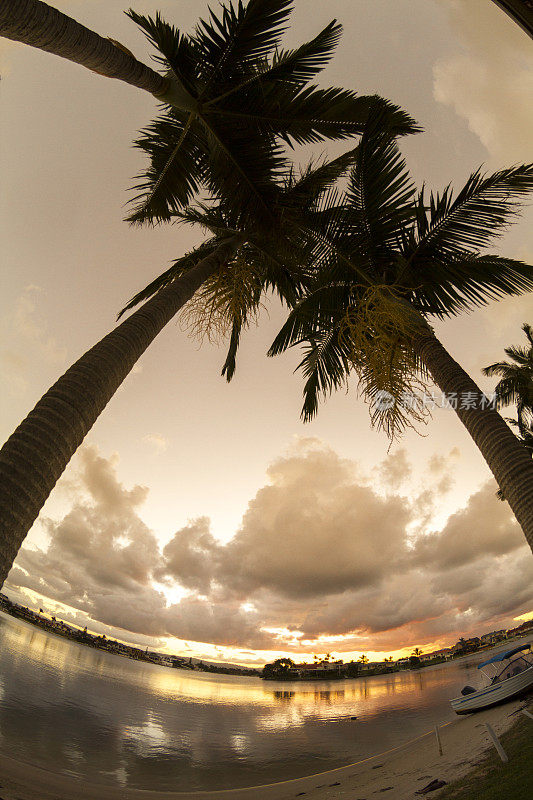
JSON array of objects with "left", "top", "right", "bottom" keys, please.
[
  {"left": 0, "top": 286, "right": 67, "bottom": 396},
  {"left": 160, "top": 439, "right": 411, "bottom": 600},
  {"left": 378, "top": 448, "right": 412, "bottom": 490},
  {"left": 142, "top": 433, "right": 168, "bottom": 453},
  {"left": 412, "top": 481, "right": 524, "bottom": 571},
  {"left": 158, "top": 518, "right": 218, "bottom": 595},
  {"left": 5, "top": 439, "right": 533, "bottom": 656},
  {"left": 433, "top": 0, "right": 533, "bottom": 162}
]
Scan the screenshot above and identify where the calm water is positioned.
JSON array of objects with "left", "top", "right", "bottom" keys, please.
[{"left": 0, "top": 612, "right": 529, "bottom": 791}]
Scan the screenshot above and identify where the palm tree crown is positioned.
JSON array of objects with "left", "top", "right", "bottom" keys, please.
[
  {"left": 269, "top": 112, "right": 533, "bottom": 437},
  {"left": 483, "top": 322, "right": 533, "bottom": 434},
  {"left": 266, "top": 113, "right": 533, "bottom": 552},
  {"left": 125, "top": 0, "right": 418, "bottom": 225},
  {"left": 119, "top": 146, "right": 361, "bottom": 378}
]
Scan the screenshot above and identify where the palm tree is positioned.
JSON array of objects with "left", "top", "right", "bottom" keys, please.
[
  {"left": 483, "top": 327, "right": 533, "bottom": 501},
  {"left": 269, "top": 112, "right": 533, "bottom": 552},
  {"left": 0, "top": 1, "right": 418, "bottom": 587},
  {"left": 482, "top": 323, "right": 533, "bottom": 435},
  {"left": 384, "top": 656, "right": 394, "bottom": 663},
  {"left": 358, "top": 653, "right": 369, "bottom": 664},
  {"left": 411, "top": 647, "right": 423, "bottom": 658}
]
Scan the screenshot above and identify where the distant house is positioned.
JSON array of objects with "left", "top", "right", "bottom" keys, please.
[
  {"left": 419, "top": 648, "right": 452, "bottom": 662},
  {"left": 451, "top": 637, "right": 481, "bottom": 655},
  {"left": 480, "top": 630, "right": 508, "bottom": 646},
  {"left": 288, "top": 660, "right": 345, "bottom": 679},
  {"left": 364, "top": 661, "right": 389, "bottom": 671}
]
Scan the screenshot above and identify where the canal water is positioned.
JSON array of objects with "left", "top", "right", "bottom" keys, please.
[{"left": 0, "top": 611, "right": 528, "bottom": 791}]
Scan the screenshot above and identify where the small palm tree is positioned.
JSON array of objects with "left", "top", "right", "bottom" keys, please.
[
  {"left": 384, "top": 656, "right": 394, "bottom": 663},
  {"left": 483, "top": 323, "right": 533, "bottom": 435},
  {"left": 269, "top": 112, "right": 533, "bottom": 552},
  {"left": 358, "top": 653, "right": 369, "bottom": 664},
  {"left": 411, "top": 647, "right": 423, "bottom": 658},
  {"left": 483, "top": 325, "right": 533, "bottom": 501}
]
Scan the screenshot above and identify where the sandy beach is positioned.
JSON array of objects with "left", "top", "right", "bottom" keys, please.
[{"left": 0, "top": 698, "right": 529, "bottom": 800}]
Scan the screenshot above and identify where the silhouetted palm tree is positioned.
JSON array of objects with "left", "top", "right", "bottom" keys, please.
[
  {"left": 358, "top": 654, "right": 369, "bottom": 664},
  {"left": 483, "top": 323, "right": 533, "bottom": 435},
  {"left": 269, "top": 112, "right": 533, "bottom": 552},
  {"left": 0, "top": 2, "right": 417, "bottom": 587},
  {"left": 412, "top": 647, "right": 423, "bottom": 657}
]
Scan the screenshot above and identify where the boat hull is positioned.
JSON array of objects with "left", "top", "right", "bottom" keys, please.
[{"left": 451, "top": 665, "right": 533, "bottom": 714}]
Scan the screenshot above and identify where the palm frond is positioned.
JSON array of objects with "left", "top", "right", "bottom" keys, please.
[
  {"left": 193, "top": 0, "right": 293, "bottom": 89},
  {"left": 213, "top": 88, "right": 419, "bottom": 146},
  {"left": 237, "top": 19, "right": 343, "bottom": 92},
  {"left": 411, "top": 164, "right": 533, "bottom": 264},
  {"left": 522, "top": 322, "right": 533, "bottom": 348},
  {"left": 126, "top": 10, "right": 200, "bottom": 94},
  {"left": 117, "top": 237, "right": 223, "bottom": 318},
  {"left": 221, "top": 317, "right": 244, "bottom": 381},
  {"left": 344, "top": 106, "right": 417, "bottom": 278},
  {"left": 407, "top": 254, "right": 533, "bottom": 318},
  {"left": 297, "top": 329, "right": 351, "bottom": 420},
  {"left": 502, "top": 344, "right": 531, "bottom": 365},
  {"left": 127, "top": 112, "right": 205, "bottom": 224},
  {"left": 201, "top": 118, "right": 285, "bottom": 224},
  {"left": 282, "top": 147, "right": 359, "bottom": 211},
  {"left": 268, "top": 283, "right": 350, "bottom": 356}
]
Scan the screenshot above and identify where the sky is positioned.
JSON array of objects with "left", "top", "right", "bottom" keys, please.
[{"left": 1, "top": 0, "right": 532, "bottom": 667}]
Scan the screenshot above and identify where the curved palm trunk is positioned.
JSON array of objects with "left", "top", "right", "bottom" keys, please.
[
  {"left": 0, "top": 238, "right": 239, "bottom": 587},
  {"left": 0, "top": 0, "right": 169, "bottom": 98},
  {"left": 412, "top": 330, "right": 533, "bottom": 554}
]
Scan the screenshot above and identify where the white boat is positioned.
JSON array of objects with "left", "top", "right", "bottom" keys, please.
[{"left": 451, "top": 643, "right": 533, "bottom": 714}]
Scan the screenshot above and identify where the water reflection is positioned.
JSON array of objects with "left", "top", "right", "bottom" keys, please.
[{"left": 1, "top": 612, "right": 530, "bottom": 792}]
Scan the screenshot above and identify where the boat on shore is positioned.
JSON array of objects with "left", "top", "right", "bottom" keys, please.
[{"left": 451, "top": 644, "right": 533, "bottom": 714}]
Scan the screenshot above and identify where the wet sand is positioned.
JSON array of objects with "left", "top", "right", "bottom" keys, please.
[{"left": 0, "top": 698, "right": 528, "bottom": 800}]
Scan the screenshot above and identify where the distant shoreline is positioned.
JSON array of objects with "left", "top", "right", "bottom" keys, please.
[
  {"left": 1, "top": 594, "right": 531, "bottom": 683},
  {"left": 0, "top": 598, "right": 259, "bottom": 678}
]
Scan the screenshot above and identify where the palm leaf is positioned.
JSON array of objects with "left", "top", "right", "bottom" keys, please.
[
  {"left": 127, "top": 112, "right": 206, "bottom": 224},
  {"left": 407, "top": 254, "right": 533, "bottom": 318},
  {"left": 117, "top": 237, "right": 223, "bottom": 318},
  {"left": 282, "top": 147, "right": 359, "bottom": 210},
  {"left": 211, "top": 18, "right": 343, "bottom": 104},
  {"left": 214, "top": 88, "right": 419, "bottom": 146},
  {"left": 221, "top": 317, "right": 243, "bottom": 380},
  {"left": 297, "top": 330, "right": 350, "bottom": 420},
  {"left": 193, "top": 0, "right": 293, "bottom": 88},
  {"left": 126, "top": 10, "right": 200, "bottom": 95},
  {"left": 343, "top": 107, "right": 416, "bottom": 279},
  {"left": 410, "top": 164, "right": 533, "bottom": 264}
]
